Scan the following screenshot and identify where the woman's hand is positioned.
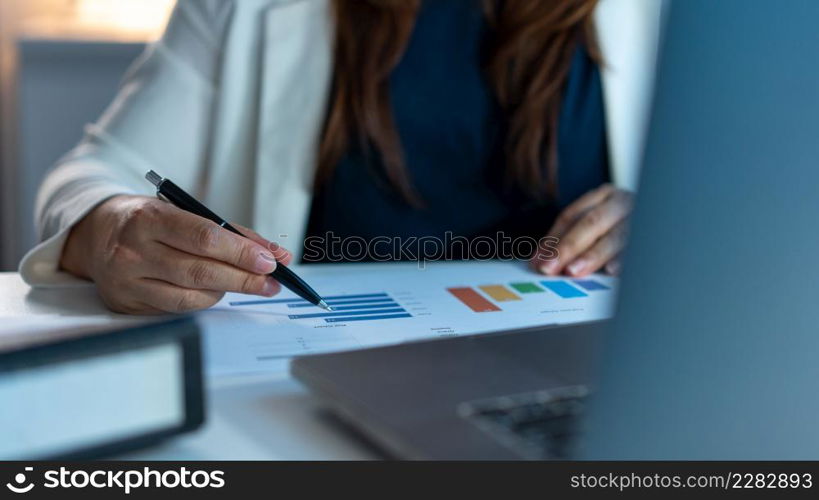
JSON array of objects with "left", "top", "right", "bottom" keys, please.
[
  {"left": 60, "top": 195, "right": 292, "bottom": 315},
  {"left": 531, "top": 184, "right": 633, "bottom": 278}
]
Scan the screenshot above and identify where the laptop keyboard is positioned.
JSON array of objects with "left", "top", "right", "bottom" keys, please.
[{"left": 458, "top": 385, "right": 589, "bottom": 459}]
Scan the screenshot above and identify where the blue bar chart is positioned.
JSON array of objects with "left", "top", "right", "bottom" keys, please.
[{"left": 229, "top": 292, "right": 412, "bottom": 324}]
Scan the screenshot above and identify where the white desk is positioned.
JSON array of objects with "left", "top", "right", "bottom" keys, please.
[{"left": 0, "top": 273, "right": 375, "bottom": 460}]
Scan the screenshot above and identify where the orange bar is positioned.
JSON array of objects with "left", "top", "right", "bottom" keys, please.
[
  {"left": 479, "top": 285, "right": 521, "bottom": 302},
  {"left": 447, "top": 287, "right": 501, "bottom": 313}
]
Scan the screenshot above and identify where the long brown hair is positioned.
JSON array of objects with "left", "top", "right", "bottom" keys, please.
[{"left": 317, "top": 0, "right": 601, "bottom": 205}]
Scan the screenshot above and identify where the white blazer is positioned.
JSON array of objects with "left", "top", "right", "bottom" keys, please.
[{"left": 20, "top": 0, "right": 665, "bottom": 286}]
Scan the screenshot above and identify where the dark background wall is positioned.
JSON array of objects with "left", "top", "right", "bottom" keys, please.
[
  {"left": 0, "top": 39, "right": 143, "bottom": 271},
  {"left": 13, "top": 40, "right": 144, "bottom": 268}
]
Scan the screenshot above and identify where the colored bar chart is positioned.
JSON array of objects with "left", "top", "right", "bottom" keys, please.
[
  {"left": 229, "top": 277, "right": 610, "bottom": 319},
  {"left": 510, "top": 282, "right": 545, "bottom": 294},
  {"left": 479, "top": 285, "right": 521, "bottom": 302},
  {"left": 447, "top": 287, "right": 502, "bottom": 312},
  {"left": 448, "top": 277, "right": 611, "bottom": 312},
  {"left": 541, "top": 281, "right": 588, "bottom": 298}
]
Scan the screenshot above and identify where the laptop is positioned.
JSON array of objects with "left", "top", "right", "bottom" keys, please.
[{"left": 292, "top": 0, "right": 819, "bottom": 459}]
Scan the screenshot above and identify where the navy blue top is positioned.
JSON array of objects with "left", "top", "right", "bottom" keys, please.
[{"left": 305, "top": 0, "right": 608, "bottom": 262}]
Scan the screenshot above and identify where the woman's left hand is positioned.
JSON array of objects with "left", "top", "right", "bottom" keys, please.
[{"left": 531, "top": 184, "right": 634, "bottom": 278}]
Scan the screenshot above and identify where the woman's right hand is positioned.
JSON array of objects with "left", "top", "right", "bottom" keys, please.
[{"left": 60, "top": 195, "right": 291, "bottom": 315}]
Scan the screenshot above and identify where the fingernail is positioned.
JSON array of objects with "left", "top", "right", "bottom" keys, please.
[
  {"left": 539, "top": 259, "right": 558, "bottom": 275},
  {"left": 567, "top": 259, "right": 588, "bottom": 276},
  {"left": 257, "top": 252, "right": 277, "bottom": 272},
  {"left": 262, "top": 278, "right": 279, "bottom": 297}
]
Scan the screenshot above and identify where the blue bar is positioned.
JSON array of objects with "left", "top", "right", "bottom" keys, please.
[
  {"left": 287, "top": 298, "right": 395, "bottom": 308},
  {"left": 289, "top": 308, "right": 406, "bottom": 320},
  {"left": 229, "top": 297, "right": 306, "bottom": 306},
  {"left": 572, "top": 279, "right": 611, "bottom": 291},
  {"left": 230, "top": 292, "right": 389, "bottom": 307},
  {"left": 325, "top": 313, "right": 412, "bottom": 323},
  {"left": 321, "top": 293, "right": 389, "bottom": 301},
  {"left": 541, "top": 281, "right": 588, "bottom": 298},
  {"left": 331, "top": 303, "right": 399, "bottom": 311},
  {"left": 326, "top": 296, "right": 393, "bottom": 305}
]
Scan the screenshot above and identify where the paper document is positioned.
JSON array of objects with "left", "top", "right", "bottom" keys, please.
[{"left": 198, "top": 261, "right": 617, "bottom": 376}]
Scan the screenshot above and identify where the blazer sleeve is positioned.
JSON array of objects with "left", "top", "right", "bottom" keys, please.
[{"left": 19, "top": 0, "right": 234, "bottom": 287}]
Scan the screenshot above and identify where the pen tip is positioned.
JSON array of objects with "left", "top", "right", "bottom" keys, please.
[
  {"left": 145, "top": 170, "right": 163, "bottom": 187},
  {"left": 318, "top": 300, "right": 333, "bottom": 312}
]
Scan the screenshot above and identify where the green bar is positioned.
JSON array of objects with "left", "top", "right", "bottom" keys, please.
[{"left": 510, "top": 282, "right": 544, "bottom": 294}]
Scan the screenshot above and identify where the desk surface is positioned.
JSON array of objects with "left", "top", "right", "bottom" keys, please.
[{"left": 0, "top": 273, "right": 375, "bottom": 460}]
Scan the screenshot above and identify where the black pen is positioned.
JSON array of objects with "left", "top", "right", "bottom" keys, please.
[{"left": 145, "top": 170, "right": 332, "bottom": 311}]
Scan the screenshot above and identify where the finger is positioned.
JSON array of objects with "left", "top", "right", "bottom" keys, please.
[
  {"left": 131, "top": 303, "right": 168, "bottom": 315},
  {"left": 529, "top": 235, "right": 560, "bottom": 273},
  {"left": 534, "top": 184, "right": 617, "bottom": 274},
  {"left": 268, "top": 243, "right": 293, "bottom": 266},
  {"left": 232, "top": 223, "right": 294, "bottom": 266},
  {"left": 136, "top": 278, "right": 226, "bottom": 313},
  {"left": 548, "top": 193, "right": 632, "bottom": 275},
  {"left": 232, "top": 222, "right": 268, "bottom": 246},
  {"left": 152, "top": 207, "right": 278, "bottom": 274},
  {"left": 565, "top": 222, "right": 629, "bottom": 277},
  {"left": 97, "top": 276, "right": 221, "bottom": 315},
  {"left": 547, "top": 184, "right": 617, "bottom": 238},
  {"left": 605, "top": 257, "right": 622, "bottom": 276},
  {"left": 148, "top": 243, "right": 282, "bottom": 296}
]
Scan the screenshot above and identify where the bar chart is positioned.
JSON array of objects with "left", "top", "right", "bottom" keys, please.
[
  {"left": 202, "top": 262, "right": 617, "bottom": 376},
  {"left": 229, "top": 292, "right": 413, "bottom": 323},
  {"left": 447, "top": 279, "right": 611, "bottom": 313},
  {"left": 229, "top": 278, "right": 612, "bottom": 318}
]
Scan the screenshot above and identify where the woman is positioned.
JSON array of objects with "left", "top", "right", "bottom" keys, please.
[{"left": 20, "top": 0, "right": 663, "bottom": 314}]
